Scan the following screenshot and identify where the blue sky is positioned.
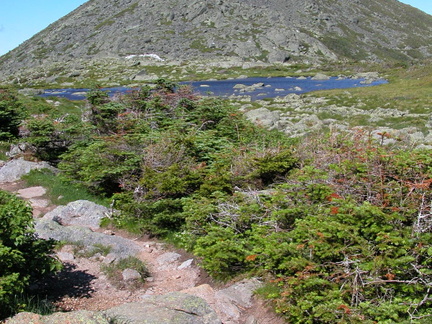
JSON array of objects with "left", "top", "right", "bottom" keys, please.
[{"left": 0, "top": 0, "right": 431, "bottom": 56}]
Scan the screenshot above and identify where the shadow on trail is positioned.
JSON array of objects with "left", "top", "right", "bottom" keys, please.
[{"left": 35, "top": 262, "right": 97, "bottom": 302}]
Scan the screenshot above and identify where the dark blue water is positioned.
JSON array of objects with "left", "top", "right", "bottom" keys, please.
[
  {"left": 40, "top": 76, "right": 387, "bottom": 101},
  {"left": 184, "top": 77, "right": 387, "bottom": 100}
]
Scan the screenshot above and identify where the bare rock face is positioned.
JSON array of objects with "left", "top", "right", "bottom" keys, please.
[
  {"left": 35, "top": 219, "right": 141, "bottom": 261},
  {"left": 244, "top": 108, "right": 281, "bottom": 130},
  {"left": 156, "top": 252, "right": 182, "bottom": 270},
  {"left": 5, "top": 310, "right": 110, "bottom": 324},
  {"left": 104, "top": 293, "right": 221, "bottom": 324},
  {"left": 0, "top": 158, "right": 53, "bottom": 183},
  {"left": 6, "top": 294, "right": 221, "bottom": 324},
  {"left": 182, "top": 279, "right": 263, "bottom": 324},
  {"left": 42, "top": 200, "right": 111, "bottom": 230},
  {"left": 122, "top": 268, "right": 142, "bottom": 282}
]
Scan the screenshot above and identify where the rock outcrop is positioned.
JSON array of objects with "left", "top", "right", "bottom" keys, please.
[
  {"left": 35, "top": 219, "right": 142, "bottom": 261},
  {"left": 241, "top": 91, "right": 432, "bottom": 146},
  {"left": 0, "top": 158, "right": 53, "bottom": 183},
  {"left": 42, "top": 200, "right": 112, "bottom": 230},
  {"left": 104, "top": 293, "right": 221, "bottom": 324},
  {"left": 6, "top": 293, "right": 221, "bottom": 324}
]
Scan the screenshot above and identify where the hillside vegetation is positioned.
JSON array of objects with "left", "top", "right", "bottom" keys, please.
[{"left": 1, "top": 63, "right": 432, "bottom": 322}]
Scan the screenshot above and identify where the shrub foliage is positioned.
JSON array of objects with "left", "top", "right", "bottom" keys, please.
[
  {"left": 4, "top": 79, "right": 432, "bottom": 322},
  {"left": 0, "top": 190, "right": 60, "bottom": 319},
  {"left": 0, "top": 88, "right": 24, "bottom": 140}
]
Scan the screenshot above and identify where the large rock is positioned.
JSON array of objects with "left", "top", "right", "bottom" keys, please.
[
  {"left": 35, "top": 219, "right": 141, "bottom": 261},
  {"left": 5, "top": 310, "right": 110, "bottom": 324},
  {"left": 6, "top": 293, "right": 221, "bottom": 324},
  {"left": 156, "top": 252, "right": 182, "bottom": 270},
  {"left": 104, "top": 292, "right": 221, "bottom": 324},
  {"left": 216, "top": 279, "right": 262, "bottom": 309},
  {"left": 311, "top": 73, "right": 330, "bottom": 80},
  {"left": 182, "top": 279, "right": 262, "bottom": 324},
  {"left": 17, "top": 186, "right": 47, "bottom": 198},
  {"left": 0, "top": 158, "right": 53, "bottom": 183},
  {"left": 244, "top": 108, "right": 281, "bottom": 130},
  {"left": 42, "top": 200, "right": 110, "bottom": 230},
  {"left": 6, "top": 143, "right": 35, "bottom": 158}
]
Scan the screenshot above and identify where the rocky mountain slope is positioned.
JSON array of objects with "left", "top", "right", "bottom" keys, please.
[{"left": 1, "top": 0, "right": 432, "bottom": 83}]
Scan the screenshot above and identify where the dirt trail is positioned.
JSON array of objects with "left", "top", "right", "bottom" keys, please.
[{"left": 0, "top": 181, "right": 284, "bottom": 324}]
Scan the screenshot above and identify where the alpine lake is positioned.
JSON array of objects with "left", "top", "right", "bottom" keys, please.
[{"left": 39, "top": 76, "right": 387, "bottom": 101}]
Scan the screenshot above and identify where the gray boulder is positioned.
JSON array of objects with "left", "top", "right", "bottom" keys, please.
[
  {"left": 267, "top": 50, "right": 290, "bottom": 63},
  {"left": 122, "top": 268, "right": 142, "bottom": 282},
  {"left": 35, "top": 219, "right": 141, "bottom": 261},
  {"left": 6, "top": 293, "right": 221, "bottom": 324},
  {"left": 5, "top": 310, "right": 110, "bottom": 324},
  {"left": 244, "top": 108, "right": 281, "bottom": 130},
  {"left": 178, "top": 259, "right": 194, "bottom": 270},
  {"left": 216, "top": 278, "right": 262, "bottom": 309},
  {"left": 181, "top": 279, "right": 262, "bottom": 324},
  {"left": 42, "top": 200, "right": 110, "bottom": 230},
  {"left": 104, "top": 292, "right": 221, "bottom": 324},
  {"left": 311, "top": 73, "right": 330, "bottom": 80},
  {"left": 156, "top": 252, "right": 182, "bottom": 270},
  {"left": 284, "top": 114, "right": 324, "bottom": 137},
  {"left": 6, "top": 143, "right": 35, "bottom": 158},
  {"left": 0, "top": 158, "right": 53, "bottom": 183},
  {"left": 17, "top": 88, "right": 45, "bottom": 96}
]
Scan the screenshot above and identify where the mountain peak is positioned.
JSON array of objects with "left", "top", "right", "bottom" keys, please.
[{"left": 1, "top": 0, "right": 432, "bottom": 84}]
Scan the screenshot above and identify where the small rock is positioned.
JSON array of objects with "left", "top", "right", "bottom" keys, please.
[
  {"left": 312, "top": 73, "right": 330, "bottom": 80},
  {"left": 90, "top": 253, "right": 103, "bottom": 261},
  {"left": 122, "top": 268, "right": 142, "bottom": 281},
  {"left": 57, "top": 252, "right": 75, "bottom": 262},
  {"left": 29, "top": 198, "right": 50, "bottom": 208},
  {"left": 178, "top": 259, "right": 194, "bottom": 270},
  {"left": 103, "top": 253, "right": 117, "bottom": 264},
  {"left": 245, "top": 315, "right": 258, "bottom": 324},
  {"left": 7, "top": 143, "right": 35, "bottom": 158},
  {"left": 157, "top": 252, "right": 181, "bottom": 265}
]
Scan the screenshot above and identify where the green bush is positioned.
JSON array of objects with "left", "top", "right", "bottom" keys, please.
[
  {"left": 47, "top": 79, "right": 432, "bottom": 322},
  {"left": 59, "top": 139, "right": 141, "bottom": 195},
  {"left": 0, "top": 88, "right": 24, "bottom": 140},
  {"left": 251, "top": 149, "right": 298, "bottom": 185},
  {"left": 0, "top": 190, "right": 60, "bottom": 319}
]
